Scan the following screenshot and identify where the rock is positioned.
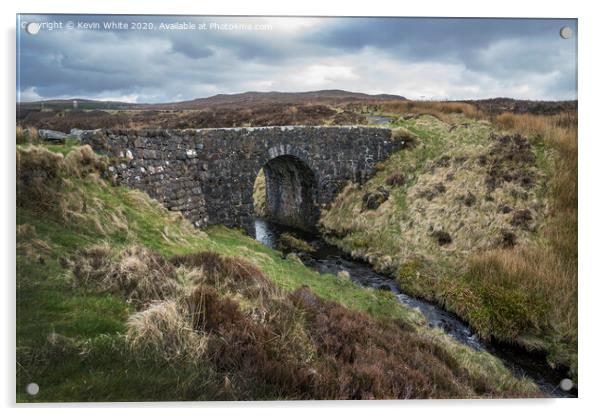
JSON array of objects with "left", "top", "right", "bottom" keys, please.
[
  {"left": 69, "top": 128, "right": 85, "bottom": 140},
  {"left": 38, "top": 129, "right": 68, "bottom": 142}
]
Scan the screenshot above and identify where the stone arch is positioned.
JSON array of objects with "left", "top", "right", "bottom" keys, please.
[{"left": 258, "top": 146, "right": 319, "bottom": 231}]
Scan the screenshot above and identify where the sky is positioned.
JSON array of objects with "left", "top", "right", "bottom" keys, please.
[{"left": 16, "top": 15, "right": 578, "bottom": 103}]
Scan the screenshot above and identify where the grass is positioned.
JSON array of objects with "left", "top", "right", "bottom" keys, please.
[
  {"left": 15, "top": 141, "right": 541, "bottom": 401},
  {"left": 320, "top": 108, "right": 577, "bottom": 378},
  {"left": 253, "top": 168, "right": 266, "bottom": 217}
]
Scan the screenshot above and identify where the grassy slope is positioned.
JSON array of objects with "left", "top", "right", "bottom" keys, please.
[
  {"left": 320, "top": 111, "right": 577, "bottom": 377},
  {"left": 16, "top": 143, "right": 539, "bottom": 401}
]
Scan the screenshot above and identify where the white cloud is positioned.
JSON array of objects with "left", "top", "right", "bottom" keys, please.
[{"left": 18, "top": 87, "right": 42, "bottom": 101}]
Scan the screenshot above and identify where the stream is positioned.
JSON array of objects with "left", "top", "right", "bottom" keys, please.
[{"left": 254, "top": 218, "right": 577, "bottom": 398}]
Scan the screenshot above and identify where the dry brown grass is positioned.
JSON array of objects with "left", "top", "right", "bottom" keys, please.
[
  {"left": 321, "top": 107, "right": 578, "bottom": 377},
  {"left": 64, "top": 145, "right": 108, "bottom": 178},
  {"left": 16, "top": 125, "right": 39, "bottom": 144},
  {"left": 171, "top": 251, "right": 278, "bottom": 298},
  {"left": 17, "top": 145, "right": 109, "bottom": 212},
  {"left": 127, "top": 247, "right": 540, "bottom": 398},
  {"left": 380, "top": 100, "right": 484, "bottom": 123},
  {"left": 16, "top": 146, "right": 64, "bottom": 210},
  {"left": 72, "top": 244, "right": 181, "bottom": 307},
  {"left": 126, "top": 299, "right": 207, "bottom": 362},
  {"left": 469, "top": 111, "right": 577, "bottom": 373}
]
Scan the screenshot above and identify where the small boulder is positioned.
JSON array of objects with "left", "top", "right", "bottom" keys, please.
[
  {"left": 38, "top": 129, "right": 68, "bottom": 142},
  {"left": 69, "top": 128, "right": 85, "bottom": 140}
]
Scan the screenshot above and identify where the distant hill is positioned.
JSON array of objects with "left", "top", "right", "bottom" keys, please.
[
  {"left": 146, "top": 90, "right": 406, "bottom": 109},
  {"left": 18, "top": 90, "right": 407, "bottom": 111}
]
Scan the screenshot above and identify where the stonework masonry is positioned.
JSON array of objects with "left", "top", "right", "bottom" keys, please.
[{"left": 82, "top": 126, "right": 404, "bottom": 234}]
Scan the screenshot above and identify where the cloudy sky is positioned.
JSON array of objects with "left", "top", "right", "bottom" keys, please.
[{"left": 17, "top": 15, "right": 577, "bottom": 103}]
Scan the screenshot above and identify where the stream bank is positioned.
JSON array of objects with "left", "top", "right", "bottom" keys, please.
[{"left": 254, "top": 218, "right": 577, "bottom": 398}]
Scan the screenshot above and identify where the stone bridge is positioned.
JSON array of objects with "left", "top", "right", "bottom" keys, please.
[{"left": 83, "top": 126, "right": 405, "bottom": 234}]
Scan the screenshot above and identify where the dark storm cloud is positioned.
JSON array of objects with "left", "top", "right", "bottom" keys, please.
[{"left": 16, "top": 14, "right": 577, "bottom": 102}]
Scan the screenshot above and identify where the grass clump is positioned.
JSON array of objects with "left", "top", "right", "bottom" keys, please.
[
  {"left": 171, "top": 251, "right": 278, "bottom": 298},
  {"left": 126, "top": 299, "right": 207, "bottom": 362},
  {"left": 16, "top": 125, "right": 40, "bottom": 144},
  {"left": 71, "top": 244, "right": 181, "bottom": 307},
  {"left": 277, "top": 232, "right": 315, "bottom": 254}
]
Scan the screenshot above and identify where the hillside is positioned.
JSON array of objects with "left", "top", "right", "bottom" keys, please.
[
  {"left": 145, "top": 90, "right": 406, "bottom": 110},
  {"left": 15, "top": 140, "right": 540, "bottom": 401},
  {"left": 17, "top": 90, "right": 406, "bottom": 112},
  {"left": 319, "top": 107, "right": 578, "bottom": 378}
]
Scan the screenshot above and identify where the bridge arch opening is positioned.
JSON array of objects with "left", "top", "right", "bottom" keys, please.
[{"left": 253, "top": 155, "right": 318, "bottom": 231}]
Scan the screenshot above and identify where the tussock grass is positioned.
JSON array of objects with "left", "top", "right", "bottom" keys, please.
[
  {"left": 64, "top": 145, "right": 108, "bottom": 178},
  {"left": 16, "top": 125, "right": 39, "bottom": 144},
  {"left": 17, "top": 146, "right": 64, "bottom": 209},
  {"left": 126, "top": 299, "right": 207, "bottom": 362},
  {"left": 71, "top": 244, "right": 181, "bottom": 307},
  {"left": 321, "top": 110, "right": 578, "bottom": 376},
  {"left": 171, "top": 251, "right": 278, "bottom": 298}
]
